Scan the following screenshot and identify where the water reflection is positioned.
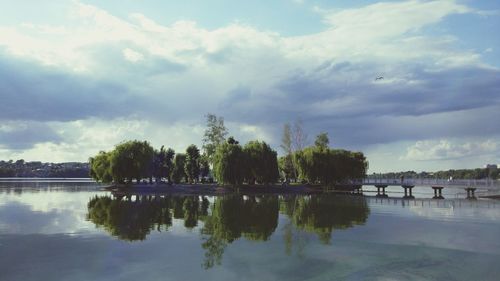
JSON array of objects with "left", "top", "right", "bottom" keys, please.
[
  {"left": 201, "top": 195, "right": 280, "bottom": 268},
  {"left": 86, "top": 194, "right": 370, "bottom": 268},
  {"left": 281, "top": 195, "right": 369, "bottom": 244},
  {"left": 87, "top": 195, "right": 211, "bottom": 241}
]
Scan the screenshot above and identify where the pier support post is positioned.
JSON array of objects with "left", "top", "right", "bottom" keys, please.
[
  {"left": 353, "top": 186, "right": 363, "bottom": 196},
  {"left": 402, "top": 185, "right": 415, "bottom": 199},
  {"left": 375, "top": 185, "right": 388, "bottom": 198},
  {"left": 465, "top": 187, "right": 477, "bottom": 200},
  {"left": 431, "top": 186, "right": 444, "bottom": 199}
]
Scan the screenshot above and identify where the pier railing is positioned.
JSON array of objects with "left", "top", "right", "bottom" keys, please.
[{"left": 352, "top": 178, "right": 500, "bottom": 190}]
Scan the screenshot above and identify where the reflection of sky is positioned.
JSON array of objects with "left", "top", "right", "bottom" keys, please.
[
  {"left": 0, "top": 189, "right": 111, "bottom": 235},
  {"left": 0, "top": 186, "right": 499, "bottom": 280}
]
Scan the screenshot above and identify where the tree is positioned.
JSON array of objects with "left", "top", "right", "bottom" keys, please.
[
  {"left": 109, "top": 140, "right": 155, "bottom": 184},
  {"left": 89, "top": 151, "right": 113, "bottom": 183},
  {"left": 243, "top": 140, "right": 279, "bottom": 185},
  {"left": 280, "top": 123, "right": 297, "bottom": 181},
  {"left": 152, "top": 146, "right": 176, "bottom": 183},
  {"left": 152, "top": 146, "right": 165, "bottom": 183},
  {"left": 295, "top": 146, "right": 367, "bottom": 186},
  {"left": 213, "top": 139, "right": 246, "bottom": 185},
  {"left": 199, "top": 155, "right": 210, "bottom": 180},
  {"left": 278, "top": 155, "right": 296, "bottom": 181},
  {"left": 164, "top": 148, "right": 175, "bottom": 183},
  {"left": 172, "top": 153, "right": 187, "bottom": 183},
  {"left": 202, "top": 114, "right": 228, "bottom": 165},
  {"left": 185, "top": 144, "right": 201, "bottom": 183},
  {"left": 314, "top": 132, "right": 329, "bottom": 150},
  {"left": 292, "top": 118, "right": 308, "bottom": 152}
]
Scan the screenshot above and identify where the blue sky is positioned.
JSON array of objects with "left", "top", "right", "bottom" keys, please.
[{"left": 0, "top": 0, "right": 499, "bottom": 172}]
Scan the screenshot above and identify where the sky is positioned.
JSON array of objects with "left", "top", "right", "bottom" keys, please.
[{"left": 0, "top": 0, "right": 499, "bottom": 173}]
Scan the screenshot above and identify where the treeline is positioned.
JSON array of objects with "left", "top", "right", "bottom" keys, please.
[
  {"left": 371, "top": 166, "right": 499, "bottom": 180},
  {"left": 89, "top": 114, "right": 368, "bottom": 186},
  {"left": 0, "top": 160, "right": 89, "bottom": 178}
]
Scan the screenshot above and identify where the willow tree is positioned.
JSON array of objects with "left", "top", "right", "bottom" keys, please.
[
  {"left": 185, "top": 144, "right": 201, "bottom": 183},
  {"left": 172, "top": 153, "right": 187, "bottom": 183},
  {"left": 109, "top": 140, "right": 155, "bottom": 184},
  {"left": 295, "top": 146, "right": 367, "bottom": 185},
  {"left": 243, "top": 140, "right": 279, "bottom": 185},
  {"left": 89, "top": 151, "right": 113, "bottom": 183},
  {"left": 213, "top": 139, "right": 246, "bottom": 185}
]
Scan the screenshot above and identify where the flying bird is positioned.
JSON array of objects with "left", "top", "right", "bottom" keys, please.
[{"left": 375, "top": 76, "right": 384, "bottom": 81}]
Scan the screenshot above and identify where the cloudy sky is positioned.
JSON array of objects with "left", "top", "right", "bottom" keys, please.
[{"left": 0, "top": 0, "right": 499, "bottom": 172}]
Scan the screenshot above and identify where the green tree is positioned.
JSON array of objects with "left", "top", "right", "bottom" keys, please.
[
  {"left": 243, "top": 140, "right": 279, "bottom": 185},
  {"left": 89, "top": 151, "right": 113, "bottom": 183},
  {"left": 314, "top": 132, "right": 329, "bottom": 150},
  {"left": 172, "top": 153, "right": 187, "bottom": 183},
  {"left": 213, "top": 139, "right": 246, "bottom": 185},
  {"left": 280, "top": 123, "right": 297, "bottom": 181},
  {"left": 199, "top": 155, "right": 210, "bottom": 180},
  {"left": 295, "top": 147, "right": 367, "bottom": 185},
  {"left": 278, "top": 155, "right": 296, "bottom": 181},
  {"left": 185, "top": 144, "right": 201, "bottom": 183},
  {"left": 152, "top": 146, "right": 173, "bottom": 183},
  {"left": 108, "top": 140, "right": 155, "bottom": 184},
  {"left": 164, "top": 148, "right": 175, "bottom": 183},
  {"left": 202, "top": 114, "right": 228, "bottom": 165}
]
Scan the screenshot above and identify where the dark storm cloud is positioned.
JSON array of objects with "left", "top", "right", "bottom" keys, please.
[
  {"left": 0, "top": 122, "right": 62, "bottom": 149},
  {"left": 0, "top": 45, "right": 186, "bottom": 123},
  {"left": 219, "top": 61, "right": 500, "bottom": 148},
  {"left": 0, "top": 53, "right": 130, "bottom": 121}
]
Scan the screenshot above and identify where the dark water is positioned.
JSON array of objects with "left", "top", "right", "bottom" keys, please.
[{"left": 1, "top": 181, "right": 499, "bottom": 281}]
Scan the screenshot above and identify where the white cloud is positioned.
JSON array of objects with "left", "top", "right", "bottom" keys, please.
[
  {"left": 402, "top": 139, "right": 499, "bottom": 161},
  {"left": 122, "top": 48, "right": 144, "bottom": 62},
  {"left": 0, "top": 0, "right": 499, "bottom": 169}
]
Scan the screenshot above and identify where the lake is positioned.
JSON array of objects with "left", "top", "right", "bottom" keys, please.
[{"left": 1, "top": 180, "right": 499, "bottom": 281}]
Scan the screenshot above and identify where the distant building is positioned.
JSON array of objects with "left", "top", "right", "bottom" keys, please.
[{"left": 485, "top": 164, "right": 498, "bottom": 170}]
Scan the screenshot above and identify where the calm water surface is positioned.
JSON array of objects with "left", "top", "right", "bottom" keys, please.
[{"left": 1, "top": 181, "right": 499, "bottom": 281}]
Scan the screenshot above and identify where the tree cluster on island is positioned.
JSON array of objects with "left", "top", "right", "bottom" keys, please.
[{"left": 89, "top": 114, "right": 368, "bottom": 186}]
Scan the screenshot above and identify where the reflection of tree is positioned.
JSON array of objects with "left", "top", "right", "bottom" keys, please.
[
  {"left": 87, "top": 195, "right": 210, "bottom": 241},
  {"left": 87, "top": 195, "right": 173, "bottom": 241},
  {"left": 201, "top": 195, "right": 279, "bottom": 268},
  {"left": 281, "top": 194, "right": 370, "bottom": 245},
  {"left": 87, "top": 194, "right": 370, "bottom": 268}
]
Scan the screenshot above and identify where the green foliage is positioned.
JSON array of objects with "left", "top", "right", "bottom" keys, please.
[
  {"left": 89, "top": 151, "right": 113, "bottom": 183},
  {"left": 314, "top": 132, "right": 329, "bottom": 150},
  {"left": 109, "top": 140, "right": 155, "bottom": 183},
  {"left": 202, "top": 113, "right": 228, "bottom": 165},
  {"left": 153, "top": 146, "right": 175, "bottom": 183},
  {"left": 295, "top": 147, "right": 367, "bottom": 185},
  {"left": 213, "top": 140, "right": 246, "bottom": 185},
  {"left": 172, "top": 153, "right": 187, "bottom": 183},
  {"left": 199, "top": 155, "right": 210, "bottom": 179},
  {"left": 243, "top": 140, "right": 279, "bottom": 185},
  {"left": 0, "top": 167, "right": 15, "bottom": 177},
  {"left": 185, "top": 145, "right": 201, "bottom": 183},
  {"left": 278, "top": 155, "right": 296, "bottom": 181}
]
